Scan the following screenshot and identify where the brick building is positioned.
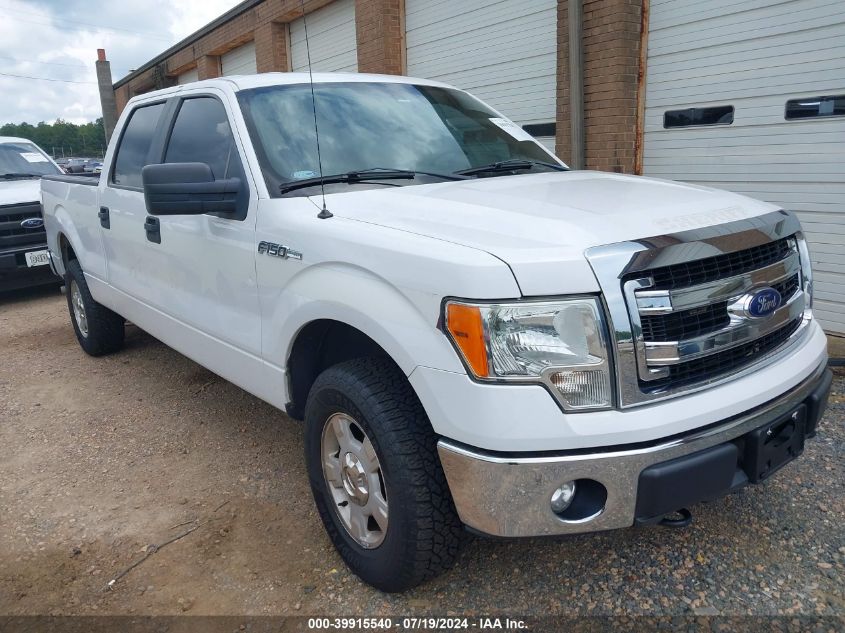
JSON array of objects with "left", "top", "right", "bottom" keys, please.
[{"left": 110, "top": 0, "right": 844, "bottom": 333}]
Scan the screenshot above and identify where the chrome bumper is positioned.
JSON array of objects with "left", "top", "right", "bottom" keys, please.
[{"left": 437, "top": 360, "right": 830, "bottom": 537}]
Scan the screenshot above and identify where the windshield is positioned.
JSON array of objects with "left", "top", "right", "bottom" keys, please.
[
  {"left": 0, "top": 142, "right": 62, "bottom": 177},
  {"left": 237, "top": 82, "right": 563, "bottom": 196}
]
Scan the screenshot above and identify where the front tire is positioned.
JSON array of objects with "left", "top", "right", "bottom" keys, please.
[
  {"left": 304, "top": 358, "right": 463, "bottom": 592},
  {"left": 65, "top": 259, "right": 124, "bottom": 356}
]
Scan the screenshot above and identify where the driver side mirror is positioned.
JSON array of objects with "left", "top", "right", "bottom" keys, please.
[{"left": 141, "top": 162, "right": 240, "bottom": 216}]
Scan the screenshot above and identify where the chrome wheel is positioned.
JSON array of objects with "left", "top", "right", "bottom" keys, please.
[
  {"left": 321, "top": 413, "right": 388, "bottom": 549},
  {"left": 70, "top": 280, "right": 88, "bottom": 338}
]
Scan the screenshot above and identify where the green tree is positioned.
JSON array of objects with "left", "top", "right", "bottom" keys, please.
[{"left": 0, "top": 118, "right": 106, "bottom": 158}]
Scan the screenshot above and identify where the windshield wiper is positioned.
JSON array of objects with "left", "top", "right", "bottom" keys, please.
[
  {"left": 455, "top": 159, "right": 568, "bottom": 177},
  {"left": 279, "top": 168, "right": 466, "bottom": 194},
  {"left": 0, "top": 172, "right": 43, "bottom": 179}
]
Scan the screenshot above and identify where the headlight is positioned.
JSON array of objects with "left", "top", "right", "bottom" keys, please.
[{"left": 444, "top": 297, "right": 613, "bottom": 410}]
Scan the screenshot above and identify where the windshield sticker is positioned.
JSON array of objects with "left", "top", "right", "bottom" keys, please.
[
  {"left": 292, "top": 170, "right": 318, "bottom": 179},
  {"left": 488, "top": 118, "right": 535, "bottom": 142},
  {"left": 20, "top": 152, "right": 48, "bottom": 163}
]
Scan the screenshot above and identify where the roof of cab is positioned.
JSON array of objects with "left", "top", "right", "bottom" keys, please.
[{"left": 126, "top": 72, "right": 457, "bottom": 106}]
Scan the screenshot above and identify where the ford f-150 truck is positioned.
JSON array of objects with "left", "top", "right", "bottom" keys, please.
[
  {"left": 1, "top": 136, "right": 63, "bottom": 290},
  {"left": 42, "top": 73, "right": 832, "bottom": 592}
]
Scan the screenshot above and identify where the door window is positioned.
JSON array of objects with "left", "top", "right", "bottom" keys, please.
[
  {"left": 165, "top": 97, "right": 240, "bottom": 179},
  {"left": 164, "top": 97, "right": 248, "bottom": 219},
  {"left": 111, "top": 102, "right": 166, "bottom": 188}
]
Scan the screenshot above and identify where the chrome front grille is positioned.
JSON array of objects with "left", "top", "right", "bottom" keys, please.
[
  {"left": 629, "top": 239, "right": 803, "bottom": 378},
  {"left": 585, "top": 210, "right": 813, "bottom": 408},
  {"left": 647, "top": 238, "right": 793, "bottom": 289}
]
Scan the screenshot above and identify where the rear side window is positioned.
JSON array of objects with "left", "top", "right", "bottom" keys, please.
[
  {"left": 111, "top": 102, "right": 166, "bottom": 188},
  {"left": 785, "top": 94, "right": 845, "bottom": 120},
  {"left": 663, "top": 105, "right": 734, "bottom": 128},
  {"left": 165, "top": 97, "right": 239, "bottom": 179}
]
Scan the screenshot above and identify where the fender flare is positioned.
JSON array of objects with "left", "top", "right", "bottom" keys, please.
[{"left": 267, "top": 262, "right": 464, "bottom": 377}]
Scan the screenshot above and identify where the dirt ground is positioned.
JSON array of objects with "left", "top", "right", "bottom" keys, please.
[{"left": 1, "top": 285, "right": 843, "bottom": 618}]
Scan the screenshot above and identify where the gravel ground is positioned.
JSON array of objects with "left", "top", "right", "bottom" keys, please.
[{"left": 0, "top": 285, "right": 843, "bottom": 618}]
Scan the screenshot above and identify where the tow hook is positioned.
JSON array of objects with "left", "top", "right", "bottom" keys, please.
[{"left": 659, "top": 508, "right": 692, "bottom": 528}]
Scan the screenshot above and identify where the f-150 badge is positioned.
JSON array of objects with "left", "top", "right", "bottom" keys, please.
[{"left": 258, "top": 241, "right": 302, "bottom": 260}]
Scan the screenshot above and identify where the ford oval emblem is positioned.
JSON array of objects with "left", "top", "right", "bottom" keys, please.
[
  {"left": 745, "top": 287, "right": 782, "bottom": 318},
  {"left": 20, "top": 217, "right": 44, "bottom": 230}
]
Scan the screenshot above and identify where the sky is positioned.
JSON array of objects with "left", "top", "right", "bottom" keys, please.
[{"left": 0, "top": 0, "right": 243, "bottom": 125}]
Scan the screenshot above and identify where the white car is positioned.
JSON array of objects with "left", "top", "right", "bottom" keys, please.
[
  {"left": 41, "top": 73, "right": 831, "bottom": 591},
  {"left": 0, "top": 136, "right": 62, "bottom": 290}
]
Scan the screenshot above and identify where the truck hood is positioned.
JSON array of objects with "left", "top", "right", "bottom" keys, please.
[
  {"left": 321, "top": 171, "right": 779, "bottom": 296},
  {"left": 0, "top": 178, "right": 41, "bottom": 206}
]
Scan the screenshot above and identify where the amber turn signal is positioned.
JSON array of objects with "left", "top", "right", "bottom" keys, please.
[{"left": 445, "top": 302, "right": 489, "bottom": 377}]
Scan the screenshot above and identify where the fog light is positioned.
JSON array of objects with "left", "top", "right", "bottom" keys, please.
[{"left": 550, "top": 481, "right": 577, "bottom": 514}]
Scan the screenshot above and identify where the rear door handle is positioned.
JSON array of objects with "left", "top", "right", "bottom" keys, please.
[
  {"left": 98, "top": 206, "right": 110, "bottom": 229},
  {"left": 144, "top": 216, "right": 161, "bottom": 244}
]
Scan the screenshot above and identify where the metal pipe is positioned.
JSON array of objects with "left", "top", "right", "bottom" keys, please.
[{"left": 568, "top": 0, "right": 585, "bottom": 169}]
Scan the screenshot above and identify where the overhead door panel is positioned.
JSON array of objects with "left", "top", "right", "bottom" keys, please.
[
  {"left": 221, "top": 41, "right": 257, "bottom": 76},
  {"left": 290, "top": 0, "right": 357, "bottom": 72},
  {"left": 643, "top": 0, "right": 845, "bottom": 333},
  {"left": 405, "top": 0, "right": 558, "bottom": 154},
  {"left": 177, "top": 68, "right": 199, "bottom": 85}
]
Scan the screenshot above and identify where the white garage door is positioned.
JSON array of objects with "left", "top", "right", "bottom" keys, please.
[
  {"left": 405, "top": 0, "right": 558, "bottom": 153},
  {"left": 290, "top": 0, "right": 357, "bottom": 72},
  {"left": 177, "top": 68, "right": 198, "bottom": 85},
  {"left": 221, "top": 41, "right": 257, "bottom": 76},
  {"left": 642, "top": 0, "right": 845, "bottom": 334}
]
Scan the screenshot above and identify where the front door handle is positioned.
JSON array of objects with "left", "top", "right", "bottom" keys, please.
[
  {"left": 98, "top": 206, "right": 110, "bottom": 229},
  {"left": 144, "top": 216, "right": 161, "bottom": 244}
]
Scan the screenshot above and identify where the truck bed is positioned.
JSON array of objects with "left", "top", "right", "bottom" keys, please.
[{"left": 41, "top": 174, "right": 99, "bottom": 186}]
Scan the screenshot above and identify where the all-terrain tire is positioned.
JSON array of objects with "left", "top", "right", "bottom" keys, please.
[
  {"left": 65, "top": 259, "right": 125, "bottom": 356},
  {"left": 304, "top": 357, "right": 463, "bottom": 592}
]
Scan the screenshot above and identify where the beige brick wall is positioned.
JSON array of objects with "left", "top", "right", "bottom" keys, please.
[
  {"left": 196, "top": 55, "right": 221, "bottom": 80},
  {"left": 581, "top": 0, "right": 644, "bottom": 173},
  {"left": 255, "top": 21, "right": 290, "bottom": 73},
  {"left": 355, "top": 0, "right": 405, "bottom": 75},
  {"left": 555, "top": 0, "right": 572, "bottom": 164},
  {"left": 556, "top": 0, "right": 644, "bottom": 173}
]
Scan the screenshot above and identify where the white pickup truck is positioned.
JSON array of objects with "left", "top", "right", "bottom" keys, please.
[
  {"left": 42, "top": 73, "right": 831, "bottom": 592},
  {"left": 1, "top": 136, "right": 64, "bottom": 290}
]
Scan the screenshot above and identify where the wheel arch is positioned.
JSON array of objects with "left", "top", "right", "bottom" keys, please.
[
  {"left": 285, "top": 319, "right": 398, "bottom": 420},
  {"left": 58, "top": 231, "right": 78, "bottom": 266}
]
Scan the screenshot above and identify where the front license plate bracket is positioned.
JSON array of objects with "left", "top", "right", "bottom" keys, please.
[{"left": 744, "top": 404, "right": 806, "bottom": 483}]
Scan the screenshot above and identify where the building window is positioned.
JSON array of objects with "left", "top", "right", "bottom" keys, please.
[
  {"left": 663, "top": 106, "right": 734, "bottom": 129},
  {"left": 522, "top": 123, "right": 556, "bottom": 137},
  {"left": 785, "top": 94, "right": 845, "bottom": 120}
]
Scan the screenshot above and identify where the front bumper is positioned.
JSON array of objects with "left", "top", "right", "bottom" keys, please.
[
  {"left": 0, "top": 245, "right": 57, "bottom": 291},
  {"left": 437, "top": 360, "right": 832, "bottom": 537}
]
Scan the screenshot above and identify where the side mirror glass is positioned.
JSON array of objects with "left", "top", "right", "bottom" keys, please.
[{"left": 141, "top": 162, "right": 240, "bottom": 216}]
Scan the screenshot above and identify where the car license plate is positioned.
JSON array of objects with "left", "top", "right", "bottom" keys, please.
[{"left": 25, "top": 250, "right": 50, "bottom": 267}]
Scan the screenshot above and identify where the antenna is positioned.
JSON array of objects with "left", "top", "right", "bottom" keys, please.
[{"left": 300, "top": 0, "right": 332, "bottom": 219}]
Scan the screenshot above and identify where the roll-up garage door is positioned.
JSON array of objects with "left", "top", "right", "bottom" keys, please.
[
  {"left": 177, "top": 68, "right": 199, "bottom": 85},
  {"left": 642, "top": 0, "right": 845, "bottom": 334},
  {"left": 221, "top": 41, "right": 257, "bottom": 76},
  {"left": 290, "top": 0, "right": 357, "bottom": 72},
  {"left": 405, "top": 0, "right": 558, "bottom": 152}
]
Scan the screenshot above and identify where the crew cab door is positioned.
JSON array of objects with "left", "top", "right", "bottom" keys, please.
[{"left": 100, "top": 91, "right": 262, "bottom": 361}]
